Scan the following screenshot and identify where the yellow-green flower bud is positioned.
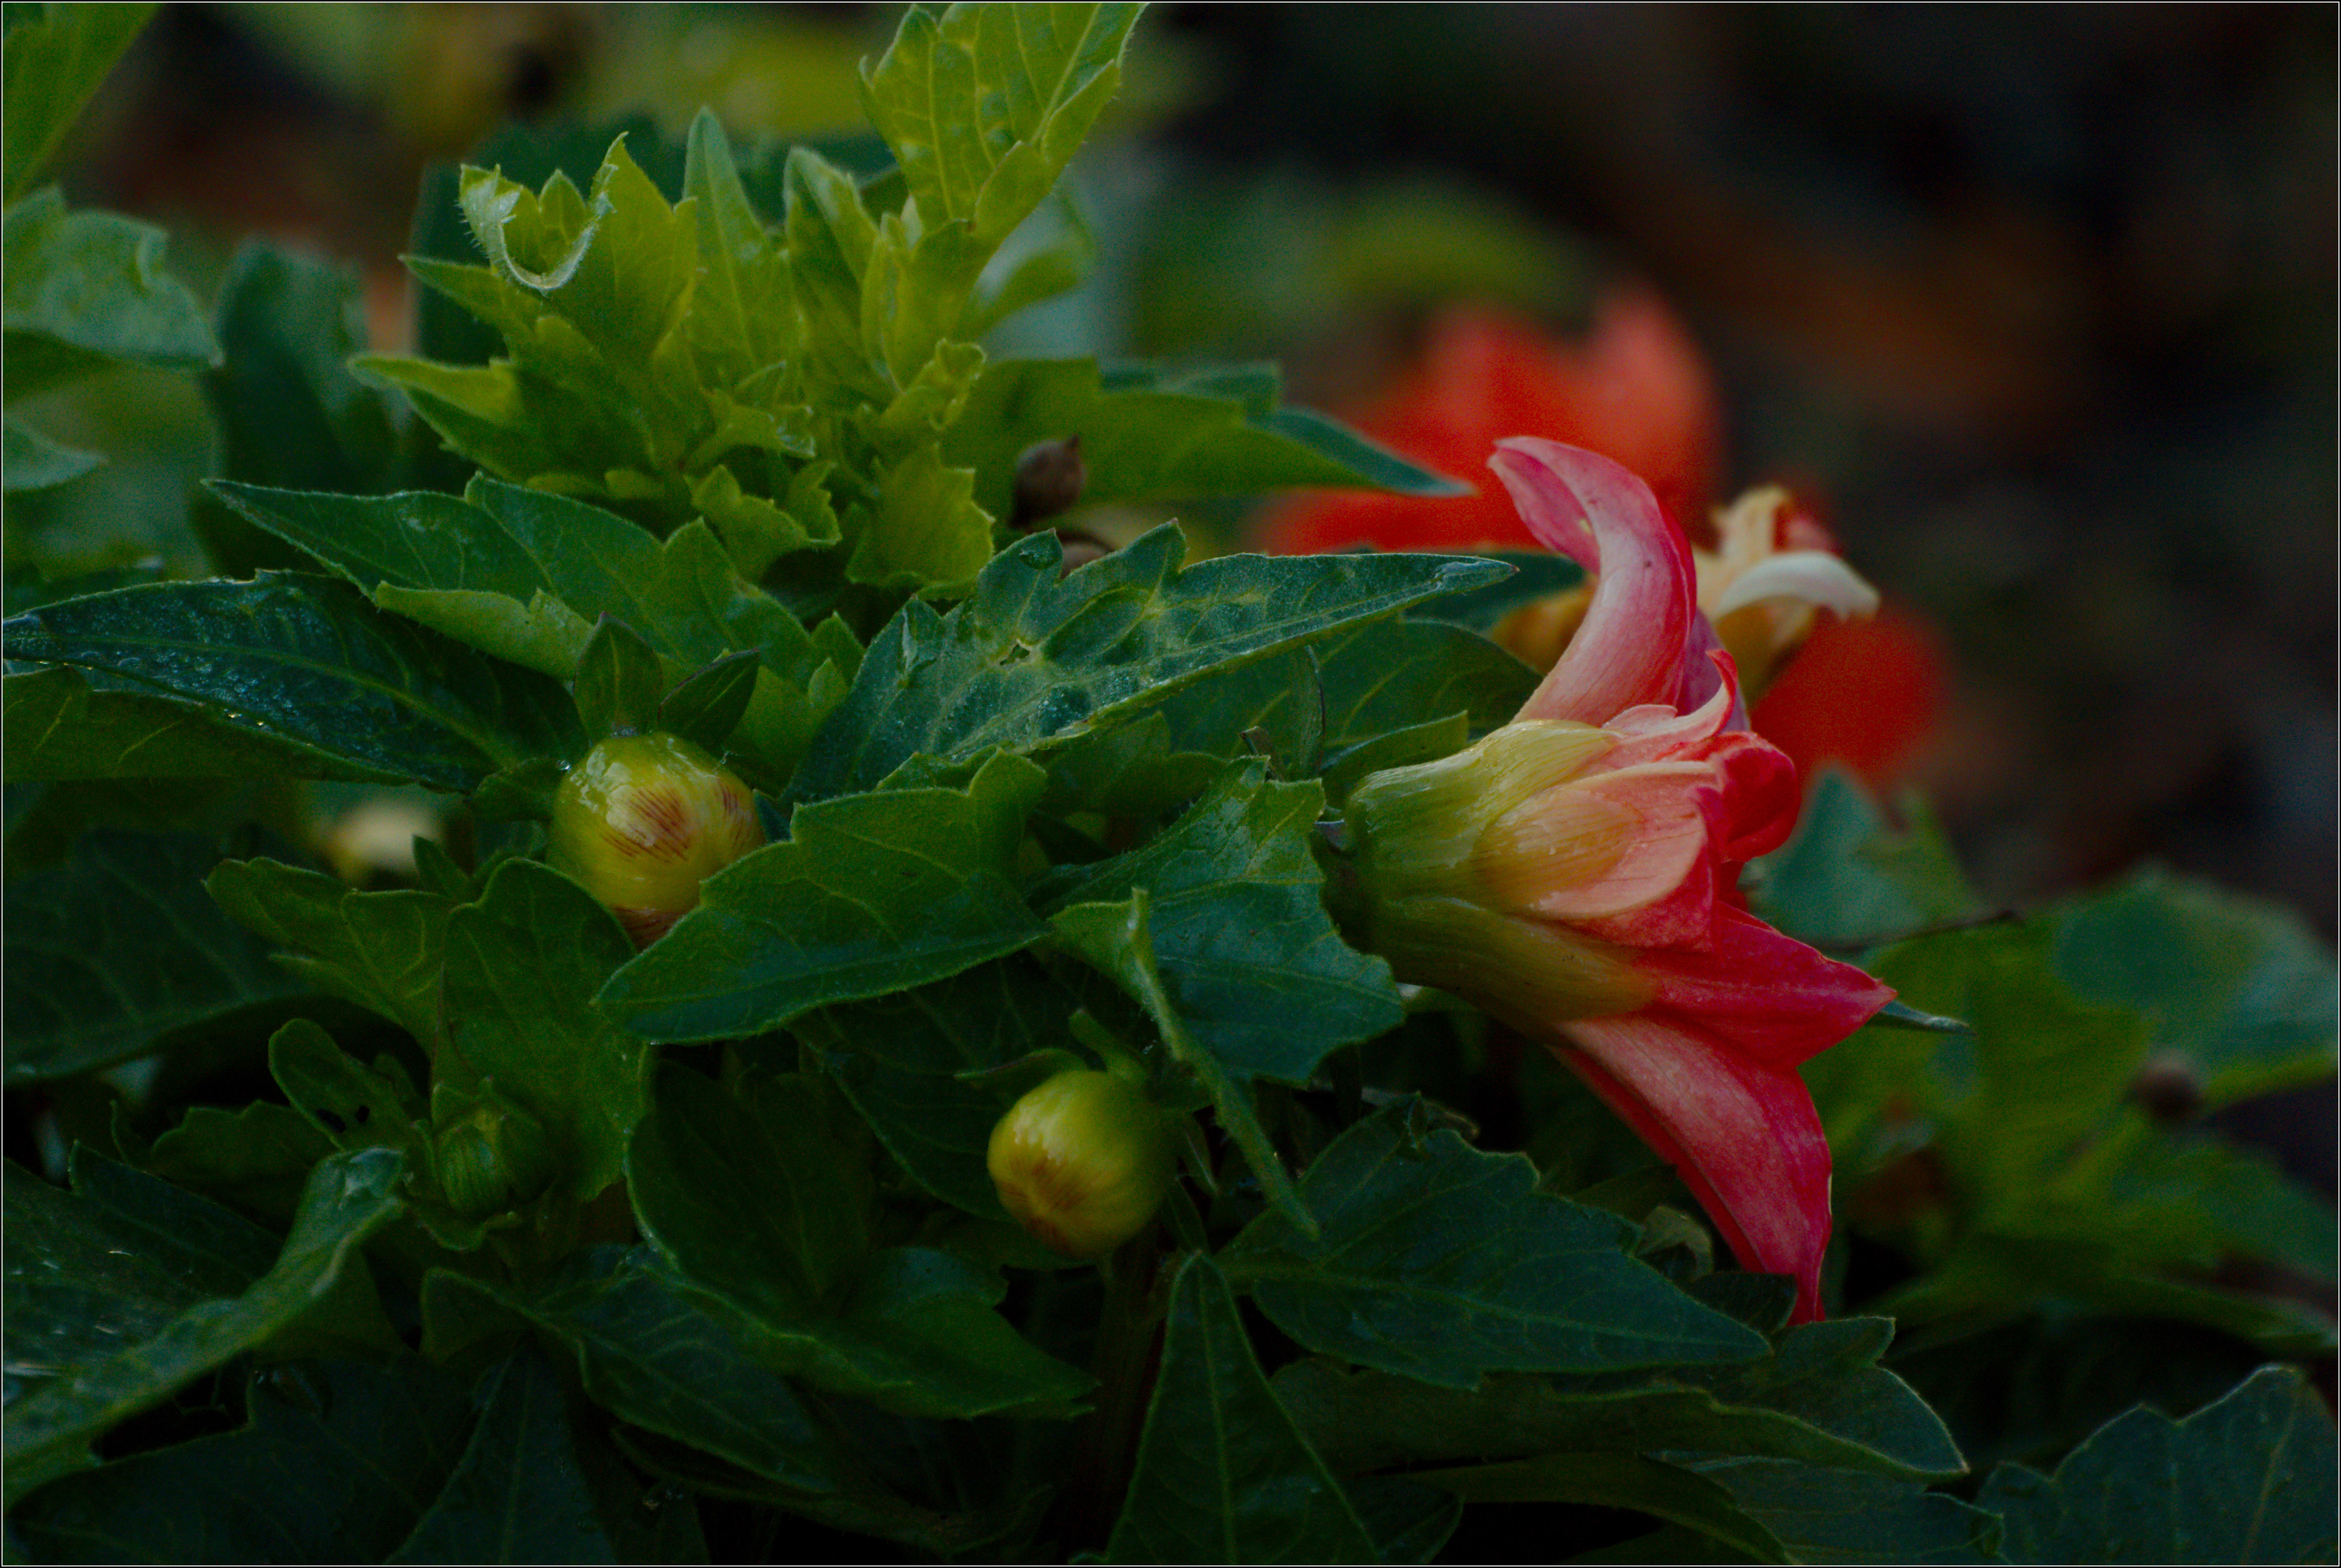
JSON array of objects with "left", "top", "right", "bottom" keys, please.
[
  {"left": 433, "top": 1101, "right": 554, "bottom": 1220},
  {"left": 547, "top": 733, "right": 765, "bottom": 946},
  {"left": 987, "top": 1070, "right": 1178, "bottom": 1258}
]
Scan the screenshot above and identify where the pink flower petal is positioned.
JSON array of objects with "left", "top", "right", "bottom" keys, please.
[
  {"left": 1546, "top": 1012, "right": 1835, "bottom": 1321},
  {"left": 1633, "top": 906, "right": 1897, "bottom": 1068},
  {"left": 1481, "top": 762, "right": 1715, "bottom": 924},
  {"left": 1491, "top": 439, "right": 1695, "bottom": 726}
]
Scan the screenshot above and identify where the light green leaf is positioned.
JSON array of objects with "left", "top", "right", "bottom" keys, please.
[
  {"left": 598, "top": 751, "right": 1050, "bottom": 1043},
  {"left": 1976, "top": 1364, "right": 2335, "bottom": 1565},
  {"left": 5, "top": 829, "right": 311, "bottom": 1084},
  {"left": 9, "top": 1356, "right": 475, "bottom": 1565},
  {"left": 2, "top": 574, "right": 583, "bottom": 792},
  {"left": 387, "top": 1345, "right": 617, "bottom": 1564},
  {"left": 4, "top": 186, "right": 218, "bottom": 398},
  {"left": 847, "top": 438, "right": 993, "bottom": 591},
  {"left": 439, "top": 858, "right": 646, "bottom": 1201},
  {"left": 4, "top": 1147, "right": 407, "bottom": 1503},
  {"left": 1104, "top": 1252, "right": 1378, "bottom": 1565},
  {"left": 4, "top": 3, "right": 157, "bottom": 203},
  {"left": 942, "top": 357, "right": 1468, "bottom": 518},
  {"left": 791, "top": 522, "right": 1508, "bottom": 800},
  {"left": 4, "top": 413, "right": 100, "bottom": 490},
  {"left": 1223, "top": 1107, "right": 1767, "bottom": 1387}
]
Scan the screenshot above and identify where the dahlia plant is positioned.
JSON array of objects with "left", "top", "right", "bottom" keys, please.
[{"left": 5, "top": 6, "right": 2333, "bottom": 1563}]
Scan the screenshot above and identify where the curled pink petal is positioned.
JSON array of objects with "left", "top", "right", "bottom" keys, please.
[
  {"left": 1492, "top": 439, "right": 1694, "bottom": 726},
  {"left": 1550, "top": 1012, "right": 1835, "bottom": 1322}
]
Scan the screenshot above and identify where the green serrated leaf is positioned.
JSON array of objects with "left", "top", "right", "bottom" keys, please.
[
  {"left": 144, "top": 1100, "right": 336, "bottom": 1228},
  {"left": 1408, "top": 549, "right": 1584, "bottom": 631},
  {"left": 848, "top": 439, "right": 993, "bottom": 591},
  {"left": 4, "top": 828, "right": 311, "bottom": 1084},
  {"left": 207, "top": 857, "right": 454, "bottom": 1047},
  {"left": 385, "top": 1343, "right": 617, "bottom": 1564},
  {"left": 599, "top": 751, "right": 1050, "bottom": 1043},
  {"left": 1222, "top": 1106, "right": 1767, "bottom": 1387},
  {"left": 9, "top": 1355, "right": 475, "bottom": 1565},
  {"left": 1976, "top": 1363, "right": 2334, "bottom": 1564},
  {"left": 4, "top": 1147, "right": 407, "bottom": 1503},
  {"left": 2053, "top": 866, "right": 2338, "bottom": 1109},
  {"left": 3, "top": 3, "right": 156, "bottom": 203},
  {"left": 792, "top": 523, "right": 1507, "bottom": 800},
  {"left": 1750, "top": 770, "right": 1979, "bottom": 951},
  {"left": 439, "top": 858, "right": 645, "bottom": 1201},
  {"left": 1414, "top": 1453, "right": 1790, "bottom": 1565},
  {"left": 442, "top": 1250, "right": 850, "bottom": 1499},
  {"left": 656, "top": 648, "right": 761, "bottom": 753},
  {"left": 3, "top": 574, "right": 583, "bottom": 792},
  {"left": 1042, "top": 759, "right": 1405, "bottom": 1086},
  {"left": 1276, "top": 1315, "right": 1964, "bottom": 1483},
  {"left": 942, "top": 358, "right": 1467, "bottom": 518},
  {"left": 4, "top": 666, "right": 394, "bottom": 783},
  {"left": 4, "top": 186, "right": 218, "bottom": 398},
  {"left": 627, "top": 1061, "right": 1089, "bottom": 1419},
  {"left": 801, "top": 957, "right": 1082, "bottom": 1217},
  {"left": 1104, "top": 1252, "right": 1378, "bottom": 1565},
  {"left": 1685, "top": 1458, "right": 2003, "bottom": 1565}
]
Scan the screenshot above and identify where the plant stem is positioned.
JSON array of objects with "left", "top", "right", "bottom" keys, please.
[{"left": 1064, "top": 1229, "right": 1169, "bottom": 1551}]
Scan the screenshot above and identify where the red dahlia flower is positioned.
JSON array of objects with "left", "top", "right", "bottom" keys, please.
[{"left": 1338, "top": 439, "right": 1894, "bottom": 1320}]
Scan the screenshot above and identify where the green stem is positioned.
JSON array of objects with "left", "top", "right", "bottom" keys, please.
[{"left": 1065, "top": 1231, "right": 1169, "bottom": 1551}]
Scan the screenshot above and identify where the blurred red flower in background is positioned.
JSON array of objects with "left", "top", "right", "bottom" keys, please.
[{"left": 1254, "top": 288, "right": 1948, "bottom": 800}]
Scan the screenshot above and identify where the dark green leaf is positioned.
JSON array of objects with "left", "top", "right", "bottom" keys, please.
[
  {"left": 4, "top": 1147, "right": 406, "bottom": 1502},
  {"left": 801, "top": 957, "right": 1082, "bottom": 1217},
  {"left": 3, "top": 186, "right": 217, "bottom": 397},
  {"left": 207, "top": 856, "right": 455, "bottom": 1047},
  {"left": 1044, "top": 759, "right": 1405, "bottom": 1086},
  {"left": 5, "top": 828, "right": 310, "bottom": 1084},
  {"left": 2053, "top": 867, "right": 2338, "bottom": 1109},
  {"left": 388, "top": 1344, "right": 616, "bottom": 1563},
  {"left": 203, "top": 242, "right": 402, "bottom": 498},
  {"left": 3, "top": 667, "right": 382, "bottom": 783},
  {"left": 789, "top": 523, "right": 1509, "bottom": 800},
  {"left": 599, "top": 751, "right": 1050, "bottom": 1043},
  {"left": 1749, "top": 770, "right": 1978, "bottom": 951},
  {"left": 1106, "top": 1253, "right": 1378, "bottom": 1563},
  {"left": 439, "top": 857, "right": 644, "bottom": 1201},
  {"left": 2, "top": 3, "right": 155, "bottom": 201},
  {"left": 657, "top": 649, "right": 760, "bottom": 754},
  {"left": 1412, "top": 1453, "right": 1788, "bottom": 1565},
  {"left": 10, "top": 1356, "right": 474, "bottom": 1564},
  {"left": 1275, "top": 1317, "right": 1963, "bottom": 1483},
  {"left": 1685, "top": 1459, "right": 2003, "bottom": 1564},
  {"left": 943, "top": 358, "right": 1466, "bottom": 518},
  {"left": 4, "top": 413, "right": 100, "bottom": 491},
  {"left": 1408, "top": 549, "right": 1582, "bottom": 631},
  {"left": 626, "top": 1061, "right": 1090, "bottom": 1419},
  {"left": 573, "top": 613, "right": 667, "bottom": 741},
  {"left": 1975, "top": 1363, "right": 2335, "bottom": 1564},
  {"left": 452, "top": 1250, "right": 850, "bottom": 1498},
  {"left": 2, "top": 574, "right": 583, "bottom": 791},
  {"left": 144, "top": 1100, "right": 336, "bottom": 1228},
  {"left": 1223, "top": 1106, "right": 1767, "bottom": 1387}
]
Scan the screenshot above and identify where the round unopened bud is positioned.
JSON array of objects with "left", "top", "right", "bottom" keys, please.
[
  {"left": 548, "top": 733, "right": 765, "bottom": 945},
  {"left": 988, "top": 1070, "right": 1178, "bottom": 1257},
  {"left": 433, "top": 1103, "right": 554, "bottom": 1220}
]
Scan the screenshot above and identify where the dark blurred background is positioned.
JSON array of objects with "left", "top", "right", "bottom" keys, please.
[{"left": 31, "top": 2, "right": 2338, "bottom": 947}]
